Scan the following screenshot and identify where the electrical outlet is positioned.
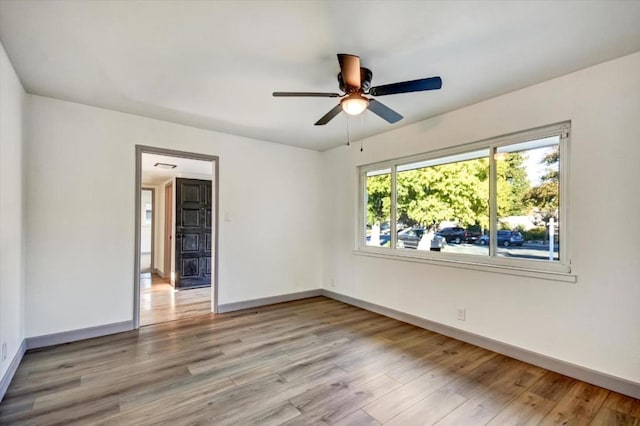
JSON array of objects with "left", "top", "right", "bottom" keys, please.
[
  {"left": 1, "top": 342, "right": 7, "bottom": 361},
  {"left": 456, "top": 307, "right": 466, "bottom": 321}
]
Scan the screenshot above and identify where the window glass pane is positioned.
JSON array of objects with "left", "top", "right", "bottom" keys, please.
[
  {"left": 365, "top": 169, "right": 391, "bottom": 248},
  {"left": 495, "top": 137, "right": 559, "bottom": 261},
  {"left": 396, "top": 150, "right": 489, "bottom": 255}
]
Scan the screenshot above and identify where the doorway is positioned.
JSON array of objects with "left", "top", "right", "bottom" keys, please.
[
  {"left": 174, "top": 177, "right": 213, "bottom": 289},
  {"left": 134, "top": 146, "right": 219, "bottom": 328}
]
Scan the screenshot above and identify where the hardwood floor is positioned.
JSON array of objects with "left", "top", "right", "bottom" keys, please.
[
  {"left": 1, "top": 297, "right": 638, "bottom": 425},
  {"left": 140, "top": 273, "right": 211, "bottom": 326}
]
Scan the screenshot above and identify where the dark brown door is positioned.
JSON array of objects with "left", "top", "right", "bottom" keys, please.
[{"left": 175, "top": 178, "right": 212, "bottom": 289}]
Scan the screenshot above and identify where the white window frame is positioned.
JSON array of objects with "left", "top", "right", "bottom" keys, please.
[{"left": 356, "top": 122, "right": 574, "bottom": 282}]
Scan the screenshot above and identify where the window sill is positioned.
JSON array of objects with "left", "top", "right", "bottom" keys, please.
[{"left": 353, "top": 248, "right": 577, "bottom": 283}]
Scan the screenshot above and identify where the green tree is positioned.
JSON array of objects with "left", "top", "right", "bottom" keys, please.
[
  {"left": 396, "top": 158, "right": 489, "bottom": 230},
  {"left": 524, "top": 147, "right": 559, "bottom": 224},
  {"left": 365, "top": 173, "right": 391, "bottom": 226},
  {"left": 496, "top": 152, "right": 530, "bottom": 217},
  {"left": 365, "top": 153, "right": 531, "bottom": 234}
]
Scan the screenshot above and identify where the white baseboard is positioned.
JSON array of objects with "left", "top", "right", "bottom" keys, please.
[
  {"left": 321, "top": 289, "right": 640, "bottom": 400},
  {"left": 217, "top": 289, "right": 323, "bottom": 313},
  {"left": 25, "top": 321, "right": 134, "bottom": 350},
  {"left": 0, "top": 339, "right": 26, "bottom": 402}
]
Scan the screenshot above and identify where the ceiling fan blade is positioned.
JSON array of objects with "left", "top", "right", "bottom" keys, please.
[
  {"left": 367, "top": 99, "right": 403, "bottom": 124},
  {"left": 369, "top": 76, "right": 442, "bottom": 97},
  {"left": 337, "top": 54, "right": 361, "bottom": 89},
  {"left": 314, "top": 104, "right": 343, "bottom": 126},
  {"left": 273, "top": 92, "right": 341, "bottom": 98}
]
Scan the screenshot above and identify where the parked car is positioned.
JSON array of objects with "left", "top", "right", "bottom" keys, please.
[
  {"left": 436, "top": 227, "right": 478, "bottom": 244},
  {"left": 366, "top": 232, "right": 391, "bottom": 246},
  {"left": 464, "top": 228, "right": 482, "bottom": 243},
  {"left": 478, "top": 230, "right": 524, "bottom": 247},
  {"left": 397, "top": 227, "right": 424, "bottom": 249}
]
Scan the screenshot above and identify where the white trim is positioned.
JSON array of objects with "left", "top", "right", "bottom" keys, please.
[
  {"left": 217, "top": 290, "right": 323, "bottom": 313},
  {"left": 489, "top": 145, "right": 497, "bottom": 258},
  {"left": 25, "top": 321, "right": 134, "bottom": 350},
  {"left": 0, "top": 340, "right": 26, "bottom": 401},
  {"left": 353, "top": 249, "right": 576, "bottom": 282},
  {"left": 321, "top": 290, "right": 639, "bottom": 399},
  {"left": 390, "top": 164, "right": 398, "bottom": 248},
  {"left": 559, "top": 129, "right": 570, "bottom": 267},
  {"left": 358, "top": 122, "right": 569, "bottom": 172}
]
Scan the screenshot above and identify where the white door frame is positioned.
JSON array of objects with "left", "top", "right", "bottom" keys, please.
[{"left": 134, "top": 145, "right": 220, "bottom": 329}]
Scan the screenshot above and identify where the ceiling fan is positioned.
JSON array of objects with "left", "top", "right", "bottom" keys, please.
[{"left": 273, "top": 54, "right": 442, "bottom": 126}]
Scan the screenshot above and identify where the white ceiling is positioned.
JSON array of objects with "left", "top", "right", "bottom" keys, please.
[
  {"left": 1, "top": 1, "right": 639, "bottom": 151},
  {"left": 141, "top": 153, "right": 212, "bottom": 186}
]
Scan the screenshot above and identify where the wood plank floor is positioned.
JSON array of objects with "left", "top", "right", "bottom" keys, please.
[
  {"left": 140, "top": 273, "right": 211, "bottom": 326},
  {"left": 1, "top": 297, "right": 638, "bottom": 425}
]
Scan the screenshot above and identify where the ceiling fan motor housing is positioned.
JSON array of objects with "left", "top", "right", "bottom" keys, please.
[{"left": 338, "top": 68, "right": 373, "bottom": 93}]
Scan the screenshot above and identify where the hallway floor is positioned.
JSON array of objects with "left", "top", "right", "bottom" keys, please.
[{"left": 140, "top": 273, "right": 211, "bottom": 326}]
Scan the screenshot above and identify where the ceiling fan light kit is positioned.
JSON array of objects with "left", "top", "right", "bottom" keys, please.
[
  {"left": 273, "top": 53, "right": 442, "bottom": 127},
  {"left": 341, "top": 93, "right": 369, "bottom": 115}
]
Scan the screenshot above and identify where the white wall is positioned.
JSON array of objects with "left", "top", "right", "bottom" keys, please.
[
  {"left": 140, "top": 189, "right": 152, "bottom": 254},
  {"left": 0, "top": 42, "right": 26, "bottom": 380},
  {"left": 25, "top": 96, "right": 323, "bottom": 337},
  {"left": 322, "top": 52, "right": 640, "bottom": 383},
  {"left": 152, "top": 182, "right": 166, "bottom": 275}
]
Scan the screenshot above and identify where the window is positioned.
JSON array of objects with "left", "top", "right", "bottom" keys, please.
[
  {"left": 358, "top": 122, "right": 570, "bottom": 274},
  {"left": 395, "top": 149, "right": 489, "bottom": 256},
  {"left": 495, "top": 137, "right": 561, "bottom": 261},
  {"left": 364, "top": 168, "right": 391, "bottom": 248}
]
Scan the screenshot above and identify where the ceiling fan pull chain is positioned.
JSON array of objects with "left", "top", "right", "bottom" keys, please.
[
  {"left": 346, "top": 116, "right": 351, "bottom": 146},
  {"left": 360, "top": 114, "right": 364, "bottom": 152}
]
